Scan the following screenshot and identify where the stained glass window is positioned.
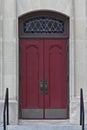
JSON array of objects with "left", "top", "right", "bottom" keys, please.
[{"left": 24, "top": 16, "right": 64, "bottom": 34}]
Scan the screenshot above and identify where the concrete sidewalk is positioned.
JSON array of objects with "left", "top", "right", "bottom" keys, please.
[{"left": 0, "top": 125, "right": 83, "bottom": 130}]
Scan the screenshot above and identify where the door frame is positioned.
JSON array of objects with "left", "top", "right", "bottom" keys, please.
[{"left": 18, "top": 10, "right": 69, "bottom": 119}]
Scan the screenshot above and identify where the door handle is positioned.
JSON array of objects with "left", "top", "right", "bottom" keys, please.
[
  {"left": 45, "top": 80, "right": 48, "bottom": 94},
  {"left": 40, "top": 80, "right": 43, "bottom": 95}
]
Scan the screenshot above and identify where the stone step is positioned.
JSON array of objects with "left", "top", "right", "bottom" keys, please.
[{"left": 0, "top": 125, "right": 84, "bottom": 130}]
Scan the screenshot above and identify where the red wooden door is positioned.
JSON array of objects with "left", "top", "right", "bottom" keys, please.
[
  {"left": 20, "top": 39, "right": 44, "bottom": 119},
  {"left": 44, "top": 40, "right": 68, "bottom": 119},
  {"left": 20, "top": 39, "right": 68, "bottom": 119}
]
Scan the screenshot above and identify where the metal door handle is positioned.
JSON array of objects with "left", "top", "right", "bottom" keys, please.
[
  {"left": 40, "top": 80, "right": 43, "bottom": 95},
  {"left": 45, "top": 80, "right": 48, "bottom": 94}
]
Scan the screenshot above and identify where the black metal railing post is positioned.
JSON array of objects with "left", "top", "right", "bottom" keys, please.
[
  {"left": 80, "top": 88, "right": 84, "bottom": 130},
  {"left": 80, "top": 88, "right": 82, "bottom": 125},
  {"left": 3, "top": 88, "right": 9, "bottom": 130},
  {"left": 6, "top": 88, "right": 9, "bottom": 125},
  {"left": 3, "top": 112, "right": 6, "bottom": 130}
]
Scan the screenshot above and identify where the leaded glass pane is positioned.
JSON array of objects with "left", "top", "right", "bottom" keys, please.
[{"left": 24, "top": 17, "right": 64, "bottom": 34}]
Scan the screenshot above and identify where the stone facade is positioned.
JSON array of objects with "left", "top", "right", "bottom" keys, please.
[{"left": 0, "top": 0, "right": 87, "bottom": 125}]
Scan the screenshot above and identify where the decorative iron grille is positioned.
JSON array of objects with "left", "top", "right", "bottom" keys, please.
[{"left": 24, "top": 16, "right": 64, "bottom": 34}]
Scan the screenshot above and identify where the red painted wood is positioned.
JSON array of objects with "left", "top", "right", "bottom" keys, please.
[
  {"left": 20, "top": 39, "right": 68, "bottom": 116},
  {"left": 20, "top": 39, "right": 43, "bottom": 109},
  {"left": 44, "top": 40, "right": 67, "bottom": 109}
]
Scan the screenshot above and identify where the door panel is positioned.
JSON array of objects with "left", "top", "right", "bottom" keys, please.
[
  {"left": 44, "top": 40, "right": 68, "bottom": 118},
  {"left": 45, "top": 109, "right": 67, "bottom": 118},
  {"left": 20, "top": 39, "right": 68, "bottom": 119},
  {"left": 22, "top": 109, "right": 43, "bottom": 119},
  {"left": 20, "top": 40, "right": 44, "bottom": 118}
]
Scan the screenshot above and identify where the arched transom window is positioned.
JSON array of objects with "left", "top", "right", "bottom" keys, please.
[
  {"left": 24, "top": 16, "right": 64, "bottom": 34},
  {"left": 19, "top": 11, "right": 69, "bottom": 38}
]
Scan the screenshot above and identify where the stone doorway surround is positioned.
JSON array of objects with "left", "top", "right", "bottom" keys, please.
[{"left": 0, "top": 0, "right": 87, "bottom": 125}]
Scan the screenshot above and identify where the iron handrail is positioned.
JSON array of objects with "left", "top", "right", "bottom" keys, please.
[
  {"left": 80, "top": 88, "right": 84, "bottom": 130},
  {"left": 3, "top": 88, "right": 9, "bottom": 130}
]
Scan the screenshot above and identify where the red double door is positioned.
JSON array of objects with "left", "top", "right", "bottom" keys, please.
[{"left": 20, "top": 39, "right": 68, "bottom": 119}]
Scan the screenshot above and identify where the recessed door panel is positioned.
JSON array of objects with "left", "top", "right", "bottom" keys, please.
[{"left": 20, "top": 40, "right": 44, "bottom": 119}]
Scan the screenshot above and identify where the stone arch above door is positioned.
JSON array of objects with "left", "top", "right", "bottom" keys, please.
[{"left": 19, "top": 10, "right": 69, "bottom": 38}]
